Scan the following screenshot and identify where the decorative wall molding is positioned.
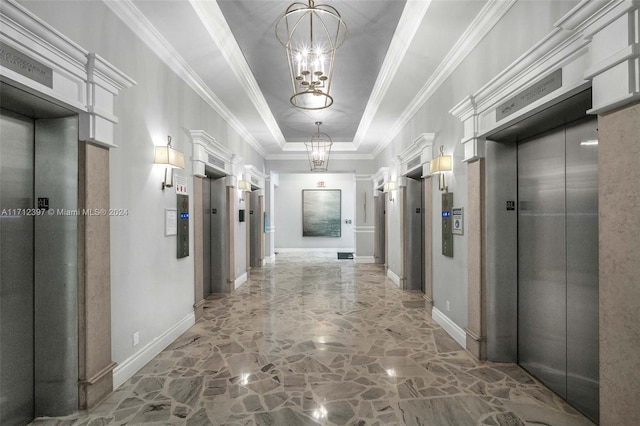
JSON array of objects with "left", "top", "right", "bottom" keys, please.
[
  {"left": 432, "top": 307, "right": 467, "bottom": 348},
  {"left": 0, "top": 0, "right": 135, "bottom": 148},
  {"left": 189, "top": 130, "right": 233, "bottom": 178},
  {"left": 189, "top": 0, "right": 286, "bottom": 149},
  {"left": 398, "top": 133, "right": 435, "bottom": 177},
  {"left": 244, "top": 165, "right": 269, "bottom": 189},
  {"left": 354, "top": 226, "right": 375, "bottom": 233},
  {"left": 103, "top": 0, "right": 267, "bottom": 158},
  {"left": 450, "top": 0, "right": 639, "bottom": 160},
  {"left": 276, "top": 248, "right": 354, "bottom": 253},
  {"left": 371, "top": 167, "right": 390, "bottom": 191},
  {"left": 265, "top": 153, "right": 375, "bottom": 161},
  {"left": 112, "top": 312, "right": 195, "bottom": 389},
  {"left": 372, "top": 0, "right": 517, "bottom": 157},
  {"left": 352, "top": 0, "right": 433, "bottom": 148}
]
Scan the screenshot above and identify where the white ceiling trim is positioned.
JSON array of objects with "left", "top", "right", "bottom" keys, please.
[
  {"left": 280, "top": 141, "right": 359, "bottom": 152},
  {"left": 189, "top": 0, "right": 286, "bottom": 149},
  {"left": 103, "top": 0, "right": 268, "bottom": 158},
  {"left": 266, "top": 153, "right": 374, "bottom": 161},
  {"left": 351, "top": 0, "right": 433, "bottom": 149},
  {"left": 372, "top": 0, "right": 517, "bottom": 157}
]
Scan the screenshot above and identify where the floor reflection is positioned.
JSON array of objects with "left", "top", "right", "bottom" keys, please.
[{"left": 32, "top": 252, "right": 593, "bottom": 425}]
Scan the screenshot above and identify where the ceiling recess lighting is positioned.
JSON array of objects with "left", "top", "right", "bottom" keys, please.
[
  {"left": 276, "top": 0, "right": 347, "bottom": 110},
  {"left": 305, "top": 121, "right": 333, "bottom": 172}
]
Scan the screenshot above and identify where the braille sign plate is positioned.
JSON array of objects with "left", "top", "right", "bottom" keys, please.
[
  {"left": 496, "top": 69, "right": 562, "bottom": 121},
  {"left": 0, "top": 42, "right": 53, "bottom": 88}
]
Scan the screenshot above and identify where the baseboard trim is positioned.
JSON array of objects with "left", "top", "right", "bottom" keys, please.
[
  {"left": 113, "top": 311, "right": 195, "bottom": 389},
  {"left": 264, "top": 254, "right": 276, "bottom": 264},
  {"left": 432, "top": 307, "right": 467, "bottom": 348},
  {"left": 276, "top": 248, "right": 355, "bottom": 253},
  {"left": 234, "top": 272, "right": 247, "bottom": 289},
  {"left": 387, "top": 269, "right": 400, "bottom": 286},
  {"left": 354, "top": 255, "right": 375, "bottom": 264}
]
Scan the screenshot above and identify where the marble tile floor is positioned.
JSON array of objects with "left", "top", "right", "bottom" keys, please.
[{"left": 32, "top": 252, "right": 594, "bottom": 426}]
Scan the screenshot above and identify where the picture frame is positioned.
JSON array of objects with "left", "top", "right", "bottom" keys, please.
[{"left": 302, "top": 189, "right": 341, "bottom": 237}]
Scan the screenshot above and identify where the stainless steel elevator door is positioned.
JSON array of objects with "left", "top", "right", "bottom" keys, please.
[
  {"left": 209, "top": 177, "right": 229, "bottom": 293},
  {"left": 565, "top": 118, "right": 599, "bottom": 421},
  {"left": 517, "top": 116, "right": 599, "bottom": 423},
  {"left": 0, "top": 109, "right": 35, "bottom": 426},
  {"left": 250, "top": 191, "right": 259, "bottom": 267},
  {"left": 404, "top": 177, "right": 423, "bottom": 291}
]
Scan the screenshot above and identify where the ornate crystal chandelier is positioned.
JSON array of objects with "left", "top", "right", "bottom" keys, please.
[
  {"left": 276, "top": 0, "right": 347, "bottom": 110},
  {"left": 305, "top": 121, "right": 333, "bottom": 171}
]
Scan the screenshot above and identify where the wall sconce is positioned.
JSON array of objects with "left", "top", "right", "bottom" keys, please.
[
  {"left": 237, "top": 179, "right": 250, "bottom": 202},
  {"left": 154, "top": 136, "right": 184, "bottom": 190},
  {"left": 430, "top": 145, "right": 452, "bottom": 191},
  {"left": 383, "top": 181, "right": 396, "bottom": 202}
]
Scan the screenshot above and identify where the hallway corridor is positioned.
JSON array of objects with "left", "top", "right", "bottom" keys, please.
[{"left": 34, "top": 253, "right": 592, "bottom": 425}]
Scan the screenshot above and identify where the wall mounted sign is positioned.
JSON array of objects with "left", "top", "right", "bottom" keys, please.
[
  {"left": 452, "top": 207, "right": 464, "bottom": 235},
  {"left": 165, "top": 208, "right": 177, "bottom": 236},
  {"left": 496, "top": 68, "right": 562, "bottom": 121},
  {"left": 0, "top": 42, "right": 53, "bottom": 88},
  {"left": 174, "top": 174, "right": 188, "bottom": 194},
  {"left": 207, "top": 154, "right": 225, "bottom": 169}
]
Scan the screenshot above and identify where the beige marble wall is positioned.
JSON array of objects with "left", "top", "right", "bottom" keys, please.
[
  {"left": 227, "top": 186, "right": 235, "bottom": 292},
  {"left": 598, "top": 101, "right": 640, "bottom": 425},
  {"left": 465, "top": 158, "right": 487, "bottom": 360},
  {"left": 193, "top": 177, "right": 204, "bottom": 320},
  {"left": 77, "top": 142, "right": 115, "bottom": 409},
  {"left": 399, "top": 186, "right": 406, "bottom": 289},
  {"left": 423, "top": 177, "right": 433, "bottom": 314}
]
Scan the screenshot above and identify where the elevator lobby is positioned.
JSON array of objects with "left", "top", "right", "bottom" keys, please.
[
  {"left": 31, "top": 253, "right": 593, "bottom": 425},
  {"left": 1, "top": 0, "right": 639, "bottom": 425}
]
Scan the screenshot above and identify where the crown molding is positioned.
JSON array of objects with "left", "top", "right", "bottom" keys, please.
[
  {"left": 189, "top": 0, "right": 286, "bottom": 149},
  {"left": 265, "top": 153, "right": 374, "bottom": 161},
  {"left": 352, "top": 0, "right": 433, "bottom": 149},
  {"left": 371, "top": 0, "right": 517, "bottom": 158},
  {"left": 103, "top": 0, "right": 267, "bottom": 158},
  {"left": 280, "top": 141, "right": 358, "bottom": 152}
]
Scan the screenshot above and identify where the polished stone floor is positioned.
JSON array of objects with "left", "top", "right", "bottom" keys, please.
[{"left": 34, "top": 253, "right": 593, "bottom": 425}]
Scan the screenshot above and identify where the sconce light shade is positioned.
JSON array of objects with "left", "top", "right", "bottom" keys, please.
[
  {"left": 238, "top": 180, "right": 251, "bottom": 191},
  {"left": 382, "top": 181, "right": 396, "bottom": 193},
  {"left": 154, "top": 146, "right": 184, "bottom": 169},
  {"left": 429, "top": 149, "right": 451, "bottom": 174},
  {"left": 154, "top": 136, "right": 184, "bottom": 190},
  {"left": 430, "top": 145, "right": 451, "bottom": 191}
]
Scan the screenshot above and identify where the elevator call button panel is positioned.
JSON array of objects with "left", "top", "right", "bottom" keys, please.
[
  {"left": 177, "top": 194, "right": 189, "bottom": 258},
  {"left": 442, "top": 193, "right": 453, "bottom": 257}
]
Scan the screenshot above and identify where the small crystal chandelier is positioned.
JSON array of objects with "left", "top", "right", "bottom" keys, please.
[
  {"left": 305, "top": 121, "right": 333, "bottom": 171},
  {"left": 276, "top": 0, "right": 347, "bottom": 110}
]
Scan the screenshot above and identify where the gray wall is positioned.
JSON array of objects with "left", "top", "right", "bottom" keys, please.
[
  {"left": 275, "top": 173, "right": 355, "bottom": 250},
  {"left": 18, "top": 0, "right": 265, "bottom": 370},
  {"left": 374, "top": 0, "right": 579, "bottom": 332}
]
